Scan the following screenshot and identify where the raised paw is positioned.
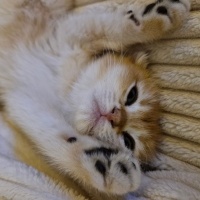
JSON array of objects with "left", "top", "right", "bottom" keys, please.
[
  {"left": 144, "top": 0, "right": 190, "bottom": 27},
  {"left": 65, "top": 135, "right": 141, "bottom": 195},
  {"left": 125, "top": 0, "right": 190, "bottom": 41}
]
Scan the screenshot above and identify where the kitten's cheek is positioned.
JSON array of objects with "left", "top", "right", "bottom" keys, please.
[{"left": 74, "top": 110, "right": 93, "bottom": 135}]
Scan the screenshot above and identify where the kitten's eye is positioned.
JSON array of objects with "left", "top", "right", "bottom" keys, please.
[
  {"left": 123, "top": 132, "right": 135, "bottom": 151},
  {"left": 125, "top": 85, "right": 138, "bottom": 106}
]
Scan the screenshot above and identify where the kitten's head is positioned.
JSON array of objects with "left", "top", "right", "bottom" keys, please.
[{"left": 70, "top": 53, "right": 160, "bottom": 162}]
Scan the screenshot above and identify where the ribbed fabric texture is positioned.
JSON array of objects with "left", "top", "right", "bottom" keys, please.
[
  {"left": 148, "top": 0, "right": 200, "bottom": 177},
  {"left": 125, "top": 2, "right": 200, "bottom": 199}
]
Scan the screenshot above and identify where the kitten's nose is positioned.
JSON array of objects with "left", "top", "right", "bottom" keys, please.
[{"left": 106, "top": 107, "right": 121, "bottom": 127}]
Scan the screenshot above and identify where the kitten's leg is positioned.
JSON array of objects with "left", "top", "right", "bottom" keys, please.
[
  {"left": 0, "top": 64, "right": 140, "bottom": 195},
  {"left": 64, "top": 0, "right": 190, "bottom": 52},
  {"left": 3, "top": 94, "right": 141, "bottom": 195},
  {"left": 75, "top": 0, "right": 107, "bottom": 7},
  {"left": 40, "top": 0, "right": 107, "bottom": 11}
]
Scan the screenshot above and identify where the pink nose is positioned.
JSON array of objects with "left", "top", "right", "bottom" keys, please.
[{"left": 106, "top": 107, "right": 121, "bottom": 127}]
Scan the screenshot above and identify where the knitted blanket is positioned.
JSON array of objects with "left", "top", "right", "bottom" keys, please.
[
  {"left": 127, "top": 1, "right": 200, "bottom": 199},
  {"left": 0, "top": 1, "right": 199, "bottom": 199}
]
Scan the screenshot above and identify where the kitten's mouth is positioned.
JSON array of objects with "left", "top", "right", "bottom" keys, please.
[
  {"left": 87, "top": 116, "right": 104, "bottom": 135},
  {"left": 91, "top": 109, "right": 107, "bottom": 128},
  {"left": 89, "top": 98, "right": 109, "bottom": 131}
]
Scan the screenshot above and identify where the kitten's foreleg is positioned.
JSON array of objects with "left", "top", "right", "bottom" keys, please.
[
  {"left": 0, "top": 62, "right": 140, "bottom": 195},
  {"left": 40, "top": 0, "right": 108, "bottom": 11},
  {"left": 75, "top": 0, "right": 107, "bottom": 7},
  {"left": 64, "top": 0, "right": 190, "bottom": 53},
  {"left": 3, "top": 91, "right": 141, "bottom": 194}
]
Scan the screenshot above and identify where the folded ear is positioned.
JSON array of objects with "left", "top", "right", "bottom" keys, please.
[
  {"left": 133, "top": 51, "right": 149, "bottom": 69},
  {"left": 126, "top": 51, "right": 149, "bottom": 69},
  {"left": 126, "top": 44, "right": 150, "bottom": 69}
]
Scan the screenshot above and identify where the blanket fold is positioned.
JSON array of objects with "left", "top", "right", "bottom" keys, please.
[
  {"left": 132, "top": 1, "right": 200, "bottom": 199},
  {"left": 191, "top": 0, "right": 200, "bottom": 10},
  {"left": 150, "top": 65, "right": 200, "bottom": 92},
  {"left": 160, "top": 89, "right": 200, "bottom": 118},
  {"left": 168, "top": 11, "right": 200, "bottom": 38},
  {"left": 148, "top": 39, "right": 200, "bottom": 65},
  {"left": 160, "top": 135, "right": 200, "bottom": 168},
  {"left": 161, "top": 113, "right": 200, "bottom": 143}
]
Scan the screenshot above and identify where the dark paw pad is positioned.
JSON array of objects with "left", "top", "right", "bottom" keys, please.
[
  {"left": 95, "top": 160, "right": 106, "bottom": 176},
  {"left": 127, "top": 10, "right": 133, "bottom": 14},
  {"left": 143, "top": 3, "right": 157, "bottom": 15},
  {"left": 128, "top": 12, "right": 140, "bottom": 26},
  {"left": 85, "top": 147, "right": 118, "bottom": 158},
  {"left": 67, "top": 137, "right": 77, "bottom": 143},
  {"left": 141, "top": 163, "right": 158, "bottom": 172},
  {"left": 157, "top": 6, "right": 168, "bottom": 15},
  {"left": 132, "top": 162, "right": 137, "bottom": 170},
  {"left": 118, "top": 162, "right": 128, "bottom": 175},
  {"left": 171, "top": 0, "right": 180, "bottom": 2}
]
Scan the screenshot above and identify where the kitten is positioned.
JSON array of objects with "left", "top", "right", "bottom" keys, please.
[{"left": 0, "top": 0, "right": 190, "bottom": 196}]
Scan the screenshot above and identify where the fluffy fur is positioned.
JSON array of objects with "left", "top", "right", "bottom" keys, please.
[{"left": 0, "top": 0, "right": 190, "bottom": 197}]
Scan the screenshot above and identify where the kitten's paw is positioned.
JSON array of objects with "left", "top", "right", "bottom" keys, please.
[
  {"left": 126, "top": 0, "right": 190, "bottom": 39},
  {"left": 84, "top": 146, "right": 141, "bottom": 194},
  {"left": 67, "top": 136, "right": 141, "bottom": 195}
]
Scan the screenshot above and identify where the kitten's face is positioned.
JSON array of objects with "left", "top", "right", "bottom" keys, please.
[{"left": 70, "top": 54, "right": 160, "bottom": 161}]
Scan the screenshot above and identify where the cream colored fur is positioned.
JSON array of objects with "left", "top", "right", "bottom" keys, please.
[{"left": 0, "top": 0, "right": 190, "bottom": 198}]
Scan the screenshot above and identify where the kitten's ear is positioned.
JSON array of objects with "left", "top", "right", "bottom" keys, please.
[
  {"left": 127, "top": 45, "right": 149, "bottom": 69},
  {"left": 132, "top": 51, "right": 149, "bottom": 69}
]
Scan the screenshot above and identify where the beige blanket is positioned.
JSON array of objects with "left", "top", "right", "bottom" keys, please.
[
  {"left": 128, "top": 1, "right": 200, "bottom": 199},
  {"left": 0, "top": 1, "right": 199, "bottom": 200}
]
